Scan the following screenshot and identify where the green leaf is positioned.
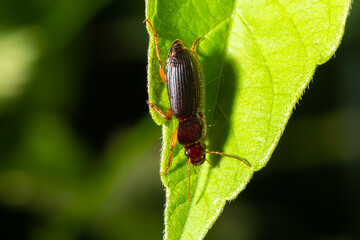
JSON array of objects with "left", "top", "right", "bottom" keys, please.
[{"left": 145, "top": 0, "right": 351, "bottom": 239}]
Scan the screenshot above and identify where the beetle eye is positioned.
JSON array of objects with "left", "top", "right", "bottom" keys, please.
[{"left": 185, "top": 149, "right": 189, "bottom": 157}]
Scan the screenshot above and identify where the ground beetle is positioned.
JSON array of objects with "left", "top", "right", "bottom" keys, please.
[{"left": 145, "top": 19, "right": 251, "bottom": 202}]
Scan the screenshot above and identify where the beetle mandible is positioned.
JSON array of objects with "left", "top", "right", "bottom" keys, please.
[{"left": 145, "top": 19, "right": 251, "bottom": 202}]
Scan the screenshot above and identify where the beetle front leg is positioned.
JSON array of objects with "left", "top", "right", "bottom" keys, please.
[{"left": 161, "top": 127, "right": 178, "bottom": 175}]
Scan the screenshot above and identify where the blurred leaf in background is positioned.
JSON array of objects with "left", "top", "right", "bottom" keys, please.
[
  {"left": 0, "top": 0, "right": 164, "bottom": 239},
  {"left": 0, "top": 27, "right": 43, "bottom": 106},
  {"left": 0, "top": 1, "right": 359, "bottom": 240}
]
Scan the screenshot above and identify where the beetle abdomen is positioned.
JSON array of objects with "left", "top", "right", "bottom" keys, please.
[{"left": 166, "top": 40, "right": 203, "bottom": 118}]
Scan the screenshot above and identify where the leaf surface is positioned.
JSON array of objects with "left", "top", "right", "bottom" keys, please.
[{"left": 145, "top": 0, "right": 351, "bottom": 239}]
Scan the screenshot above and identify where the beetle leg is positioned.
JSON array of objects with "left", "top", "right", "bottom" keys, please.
[
  {"left": 205, "top": 158, "right": 213, "bottom": 167},
  {"left": 199, "top": 112, "right": 208, "bottom": 141},
  {"left": 144, "top": 19, "right": 167, "bottom": 84},
  {"left": 146, "top": 100, "right": 172, "bottom": 120},
  {"left": 191, "top": 37, "right": 202, "bottom": 58},
  {"left": 161, "top": 127, "right": 178, "bottom": 175},
  {"left": 192, "top": 164, "right": 197, "bottom": 174}
]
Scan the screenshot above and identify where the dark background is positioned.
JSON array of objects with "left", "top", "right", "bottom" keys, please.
[{"left": 0, "top": 1, "right": 359, "bottom": 239}]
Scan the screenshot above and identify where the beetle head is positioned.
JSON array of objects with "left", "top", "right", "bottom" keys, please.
[{"left": 185, "top": 142, "right": 205, "bottom": 166}]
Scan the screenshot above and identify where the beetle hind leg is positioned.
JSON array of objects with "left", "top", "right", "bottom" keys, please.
[
  {"left": 191, "top": 37, "right": 202, "bottom": 58},
  {"left": 144, "top": 19, "right": 166, "bottom": 83}
]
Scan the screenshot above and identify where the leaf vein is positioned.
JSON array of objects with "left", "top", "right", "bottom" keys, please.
[{"left": 235, "top": 9, "right": 275, "bottom": 158}]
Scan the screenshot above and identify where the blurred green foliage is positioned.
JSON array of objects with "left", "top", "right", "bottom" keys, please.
[
  {"left": 0, "top": 1, "right": 165, "bottom": 239},
  {"left": 0, "top": 0, "right": 359, "bottom": 240}
]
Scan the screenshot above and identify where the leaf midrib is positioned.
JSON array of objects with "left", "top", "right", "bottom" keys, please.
[{"left": 178, "top": 0, "right": 240, "bottom": 238}]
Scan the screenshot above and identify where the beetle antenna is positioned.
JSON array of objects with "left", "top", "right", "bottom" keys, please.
[
  {"left": 205, "top": 151, "right": 251, "bottom": 167},
  {"left": 188, "top": 158, "right": 191, "bottom": 202}
]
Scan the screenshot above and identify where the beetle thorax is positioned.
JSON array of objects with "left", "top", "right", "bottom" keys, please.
[{"left": 177, "top": 117, "right": 203, "bottom": 145}]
